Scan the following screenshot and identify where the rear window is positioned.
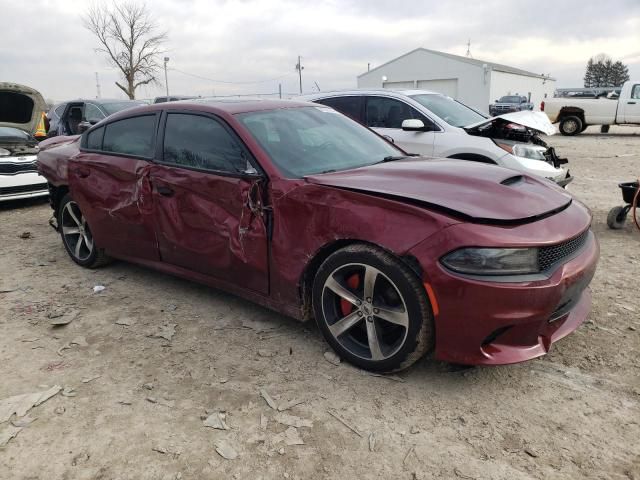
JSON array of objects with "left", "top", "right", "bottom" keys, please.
[
  {"left": 316, "top": 96, "right": 363, "bottom": 122},
  {"left": 103, "top": 115, "right": 156, "bottom": 157},
  {"left": 101, "top": 101, "right": 146, "bottom": 115}
]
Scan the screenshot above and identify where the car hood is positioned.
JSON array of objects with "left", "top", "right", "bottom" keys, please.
[
  {"left": 305, "top": 159, "right": 572, "bottom": 224},
  {"left": 465, "top": 111, "right": 555, "bottom": 136},
  {"left": 0, "top": 82, "right": 48, "bottom": 136}
]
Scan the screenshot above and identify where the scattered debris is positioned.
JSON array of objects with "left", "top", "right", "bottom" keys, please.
[
  {"left": 71, "top": 336, "right": 89, "bottom": 347},
  {"left": 0, "top": 288, "right": 17, "bottom": 294},
  {"left": 49, "top": 309, "right": 79, "bottom": 327},
  {"left": 410, "top": 426, "right": 420, "bottom": 434},
  {"left": 115, "top": 317, "right": 135, "bottom": 326},
  {"left": 0, "top": 425, "right": 22, "bottom": 447},
  {"left": 118, "top": 400, "right": 132, "bottom": 406},
  {"left": 81, "top": 375, "right": 101, "bottom": 384},
  {"left": 277, "top": 399, "right": 305, "bottom": 412},
  {"left": 203, "top": 412, "right": 229, "bottom": 430},
  {"left": 368, "top": 432, "right": 376, "bottom": 452},
  {"left": 274, "top": 412, "right": 313, "bottom": 429},
  {"left": 150, "top": 324, "right": 177, "bottom": 342},
  {"left": 218, "top": 377, "right": 229, "bottom": 384},
  {"left": 273, "top": 426, "right": 304, "bottom": 446},
  {"left": 257, "top": 349, "right": 276, "bottom": 358},
  {"left": 0, "top": 385, "right": 62, "bottom": 423},
  {"left": 278, "top": 447, "right": 285, "bottom": 455},
  {"left": 215, "top": 440, "right": 239, "bottom": 460},
  {"left": 453, "top": 468, "right": 476, "bottom": 479},
  {"left": 143, "top": 383, "right": 154, "bottom": 390},
  {"left": 260, "top": 389, "right": 278, "bottom": 410},
  {"left": 152, "top": 446, "right": 167, "bottom": 454},
  {"left": 20, "top": 337, "right": 39, "bottom": 343},
  {"left": 524, "top": 447, "right": 539, "bottom": 458},
  {"left": 61, "top": 387, "right": 76, "bottom": 398},
  {"left": 93, "top": 285, "right": 106, "bottom": 293},
  {"left": 242, "top": 317, "right": 279, "bottom": 333},
  {"left": 11, "top": 416, "right": 36, "bottom": 428},
  {"left": 19, "top": 232, "right": 32, "bottom": 239},
  {"left": 260, "top": 413, "right": 268, "bottom": 430},
  {"left": 146, "top": 397, "right": 158, "bottom": 404},
  {"left": 327, "top": 409, "right": 363, "bottom": 437},
  {"left": 365, "top": 372, "right": 406, "bottom": 382},
  {"left": 403, "top": 445, "right": 416, "bottom": 464},
  {"left": 323, "top": 351, "right": 341, "bottom": 366},
  {"left": 54, "top": 406, "right": 65, "bottom": 415}
]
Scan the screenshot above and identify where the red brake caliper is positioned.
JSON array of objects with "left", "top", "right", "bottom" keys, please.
[{"left": 340, "top": 274, "right": 361, "bottom": 316}]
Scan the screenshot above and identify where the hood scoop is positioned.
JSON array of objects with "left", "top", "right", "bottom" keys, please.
[{"left": 306, "top": 159, "right": 572, "bottom": 225}]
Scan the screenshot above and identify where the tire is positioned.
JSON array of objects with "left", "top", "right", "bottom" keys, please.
[
  {"left": 600, "top": 125, "right": 610, "bottom": 134},
  {"left": 58, "top": 193, "right": 111, "bottom": 268},
  {"left": 607, "top": 206, "right": 627, "bottom": 230},
  {"left": 312, "top": 244, "right": 434, "bottom": 372},
  {"left": 559, "top": 116, "right": 583, "bottom": 136}
]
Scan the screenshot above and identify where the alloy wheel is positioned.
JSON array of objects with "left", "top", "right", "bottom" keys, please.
[
  {"left": 321, "top": 263, "right": 410, "bottom": 361},
  {"left": 61, "top": 201, "right": 94, "bottom": 261},
  {"left": 563, "top": 119, "right": 578, "bottom": 134}
]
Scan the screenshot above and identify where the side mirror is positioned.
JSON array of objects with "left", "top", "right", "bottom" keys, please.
[
  {"left": 402, "top": 119, "right": 427, "bottom": 132},
  {"left": 88, "top": 118, "right": 100, "bottom": 125},
  {"left": 78, "top": 121, "right": 92, "bottom": 133}
]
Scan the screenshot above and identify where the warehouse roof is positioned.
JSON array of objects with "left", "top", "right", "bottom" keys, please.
[{"left": 358, "top": 48, "right": 555, "bottom": 81}]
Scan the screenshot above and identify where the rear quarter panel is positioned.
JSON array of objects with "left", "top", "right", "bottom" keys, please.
[{"left": 36, "top": 136, "right": 80, "bottom": 185}]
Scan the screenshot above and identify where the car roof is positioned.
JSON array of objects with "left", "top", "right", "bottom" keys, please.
[
  {"left": 105, "top": 97, "right": 321, "bottom": 120},
  {"left": 297, "top": 89, "right": 442, "bottom": 100}
]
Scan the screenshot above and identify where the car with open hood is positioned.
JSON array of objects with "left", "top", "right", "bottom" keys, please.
[
  {"left": 298, "top": 89, "right": 572, "bottom": 187},
  {"left": 0, "top": 82, "right": 49, "bottom": 201},
  {"left": 37, "top": 99, "right": 598, "bottom": 371}
]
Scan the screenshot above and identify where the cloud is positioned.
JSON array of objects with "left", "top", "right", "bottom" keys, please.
[{"left": 1, "top": 0, "right": 638, "bottom": 102}]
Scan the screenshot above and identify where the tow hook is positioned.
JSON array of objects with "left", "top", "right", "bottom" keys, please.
[{"left": 48, "top": 214, "right": 59, "bottom": 232}]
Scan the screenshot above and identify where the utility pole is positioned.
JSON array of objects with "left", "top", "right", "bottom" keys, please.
[
  {"left": 95, "top": 72, "right": 101, "bottom": 99},
  {"left": 466, "top": 39, "right": 473, "bottom": 58},
  {"left": 164, "top": 57, "right": 170, "bottom": 97},
  {"left": 295, "top": 55, "right": 304, "bottom": 94}
]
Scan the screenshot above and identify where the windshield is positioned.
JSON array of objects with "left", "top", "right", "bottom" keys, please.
[
  {"left": 237, "top": 106, "right": 401, "bottom": 178},
  {"left": 409, "top": 94, "right": 485, "bottom": 127},
  {"left": 0, "top": 126, "right": 32, "bottom": 142},
  {"left": 499, "top": 96, "right": 523, "bottom": 103},
  {"left": 101, "top": 101, "right": 146, "bottom": 115}
]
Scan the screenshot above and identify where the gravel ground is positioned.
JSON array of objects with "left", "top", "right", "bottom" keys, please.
[{"left": 0, "top": 126, "right": 639, "bottom": 480}]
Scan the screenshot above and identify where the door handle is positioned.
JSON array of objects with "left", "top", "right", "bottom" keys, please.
[
  {"left": 155, "top": 184, "right": 174, "bottom": 197},
  {"left": 628, "top": 101, "right": 637, "bottom": 104}
]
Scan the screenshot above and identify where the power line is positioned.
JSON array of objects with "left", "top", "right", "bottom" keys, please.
[{"left": 168, "top": 67, "right": 293, "bottom": 85}]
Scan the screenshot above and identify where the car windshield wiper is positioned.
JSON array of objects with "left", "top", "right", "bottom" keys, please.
[{"left": 378, "top": 155, "right": 409, "bottom": 164}]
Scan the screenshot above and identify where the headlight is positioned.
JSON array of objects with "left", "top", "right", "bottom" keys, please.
[
  {"left": 0, "top": 148, "right": 10, "bottom": 157},
  {"left": 441, "top": 247, "right": 539, "bottom": 275},
  {"left": 496, "top": 143, "right": 547, "bottom": 161}
]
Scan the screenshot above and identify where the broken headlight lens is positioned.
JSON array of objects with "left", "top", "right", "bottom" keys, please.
[{"left": 441, "top": 247, "right": 539, "bottom": 275}]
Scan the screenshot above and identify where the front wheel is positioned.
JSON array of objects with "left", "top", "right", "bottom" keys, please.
[
  {"left": 312, "top": 244, "right": 434, "bottom": 372},
  {"left": 58, "top": 194, "right": 110, "bottom": 268},
  {"left": 559, "top": 116, "right": 583, "bottom": 136}
]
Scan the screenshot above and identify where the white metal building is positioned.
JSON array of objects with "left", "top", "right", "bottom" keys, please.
[{"left": 357, "top": 48, "right": 556, "bottom": 114}]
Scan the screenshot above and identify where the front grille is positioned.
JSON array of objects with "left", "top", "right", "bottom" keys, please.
[
  {"left": 0, "top": 161, "right": 38, "bottom": 175},
  {"left": 0, "top": 183, "right": 48, "bottom": 196},
  {"left": 538, "top": 230, "right": 589, "bottom": 271}
]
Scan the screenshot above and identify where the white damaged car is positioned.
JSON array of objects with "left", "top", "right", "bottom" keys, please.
[
  {"left": 0, "top": 83, "right": 49, "bottom": 201},
  {"left": 300, "top": 89, "right": 572, "bottom": 187}
]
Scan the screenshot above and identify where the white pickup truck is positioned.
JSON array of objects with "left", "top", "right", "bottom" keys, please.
[{"left": 542, "top": 80, "right": 640, "bottom": 135}]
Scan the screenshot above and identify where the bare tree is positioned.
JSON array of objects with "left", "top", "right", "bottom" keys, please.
[{"left": 84, "top": 2, "right": 167, "bottom": 99}]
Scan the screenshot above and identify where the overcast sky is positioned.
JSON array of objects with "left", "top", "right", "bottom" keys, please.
[{"left": 2, "top": 0, "right": 639, "bottom": 102}]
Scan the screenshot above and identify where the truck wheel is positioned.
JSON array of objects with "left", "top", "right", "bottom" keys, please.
[
  {"left": 559, "top": 116, "right": 582, "bottom": 136},
  {"left": 607, "top": 206, "right": 627, "bottom": 230},
  {"left": 600, "top": 125, "right": 610, "bottom": 134}
]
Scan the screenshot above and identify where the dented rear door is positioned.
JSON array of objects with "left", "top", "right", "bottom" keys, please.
[{"left": 149, "top": 111, "right": 269, "bottom": 294}]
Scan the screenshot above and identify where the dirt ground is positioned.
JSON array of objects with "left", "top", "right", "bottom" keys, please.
[{"left": 1, "top": 126, "right": 639, "bottom": 480}]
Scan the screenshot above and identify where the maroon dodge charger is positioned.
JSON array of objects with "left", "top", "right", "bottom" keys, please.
[{"left": 37, "top": 99, "right": 598, "bottom": 371}]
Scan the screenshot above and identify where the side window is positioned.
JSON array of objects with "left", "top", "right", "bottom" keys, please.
[
  {"left": 316, "top": 96, "right": 363, "bottom": 122},
  {"left": 103, "top": 115, "right": 156, "bottom": 158},
  {"left": 54, "top": 104, "right": 66, "bottom": 117},
  {"left": 631, "top": 85, "right": 640, "bottom": 99},
  {"left": 84, "top": 103, "right": 105, "bottom": 122},
  {"left": 86, "top": 126, "right": 104, "bottom": 150},
  {"left": 365, "top": 97, "right": 428, "bottom": 129},
  {"left": 162, "top": 113, "right": 248, "bottom": 174}
]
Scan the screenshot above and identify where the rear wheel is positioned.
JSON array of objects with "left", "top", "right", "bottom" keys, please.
[
  {"left": 312, "top": 244, "right": 434, "bottom": 372},
  {"left": 559, "top": 116, "right": 583, "bottom": 136},
  {"left": 58, "top": 194, "right": 110, "bottom": 268},
  {"left": 607, "top": 206, "right": 627, "bottom": 230}
]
